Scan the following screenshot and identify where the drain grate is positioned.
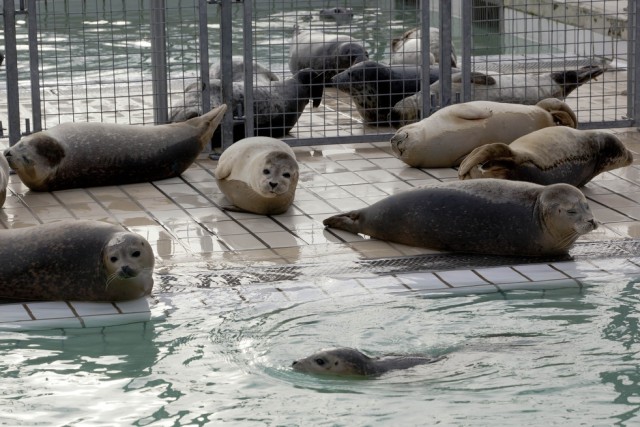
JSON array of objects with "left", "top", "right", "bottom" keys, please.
[{"left": 158, "top": 239, "right": 640, "bottom": 290}]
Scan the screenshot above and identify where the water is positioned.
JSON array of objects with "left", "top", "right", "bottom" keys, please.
[{"left": 2, "top": 275, "right": 640, "bottom": 425}]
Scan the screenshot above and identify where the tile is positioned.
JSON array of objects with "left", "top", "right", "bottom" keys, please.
[
  {"left": 396, "top": 272, "right": 450, "bottom": 291},
  {"left": 435, "top": 270, "right": 489, "bottom": 287},
  {"left": 357, "top": 276, "right": 407, "bottom": 292},
  {"left": 255, "top": 231, "right": 306, "bottom": 248},
  {"left": 355, "top": 170, "right": 399, "bottom": 183},
  {"left": 26, "top": 302, "right": 76, "bottom": 320},
  {"left": 0, "top": 304, "right": 32, "bottom": 322},
  {"left": 323, "top": 172, "right": 368, "bottom": 186},
  {"left": 293, "top": 199, "right": 339, "bottom": 215},
  {"left": 589, "top": 258, "right": 640, "bottom": 275},
  {"left": 81, "top": 313, "right": 152, "bottom": 329},
  {"left": 241, "top": 218, "right": 287, "bottom": 233},
  {"left": 512, "top": 264, "right": 569, "bottom": 281},
  {"left": 497, "top": 279, "right": 581, "bottom": 293},
  {"left": 551, "top": 261, "right": 607, "bottom": 279},
  {"left": 474, "top": 266, "right": 530, "bottom": 284},
  {"left": 220, "top": 234, "right": 268, "bottom": 251},
  {"left": 70, "top": 302, "right": 120, "bottom": 316}
]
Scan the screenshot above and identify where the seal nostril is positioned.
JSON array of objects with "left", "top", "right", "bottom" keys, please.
[{"left": 269, "top": 182, "right": 278, "bottom": 189}]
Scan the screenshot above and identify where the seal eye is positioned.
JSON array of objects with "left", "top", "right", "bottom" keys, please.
[
  {"left": 110, "top": 256, "right": 118, "bottom": 263},
  {"left": 263, "top": 169, "right": 270, "bottom": 175},
  {"left": 315, "top": 358, "right": 326, "bottom": 366},
  {"left": 132, "top": 251, "right": 140, "bottom": 258},
  {"left": 567, "top": 209, "right": 577, "bottom": 215},
  {"left": 283, "top": 172, "right": 290, "bottom": 178}
]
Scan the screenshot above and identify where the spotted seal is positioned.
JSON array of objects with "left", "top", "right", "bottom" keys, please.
[
  {"left": 323, "top": 179, "right": 597, "bottom": 257},
  {"left": 458, "top": 127, "right": 633, "bottom": 187},
  {"left": 0, "top": 220, "right": 154, "bottom": 302},
  {"left": 4, "top": 105, "right": 227, "bottom": 192},
  {"left": 288, "top": 27, "right": 368, "bottom": 83},
  {"left": 292, "top": 347, "right": 445, "bottom": 377},
  {"left": 215, "top": 136, "right": 299, "bottom": 215},
  {"left": 390, "top": 98, "right": 577, "bottom": 168}
]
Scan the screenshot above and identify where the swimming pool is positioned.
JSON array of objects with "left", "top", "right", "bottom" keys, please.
[{"left": 2, "top": 263, "right": 640, "bottom": 426}]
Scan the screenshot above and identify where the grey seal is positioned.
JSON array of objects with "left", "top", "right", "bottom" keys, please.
[
  {"left": 0, "top": 220, "right": 155, "bottom": 302},
  {"left": 390, "top": 98, "right": 577, "bottom": 168},
  {"left": 4, "top": 105, "right": 227, "bottom": 192},
  {"left": 215, "top": 136, "right": 299, "bottom": 215},
  {"left": 292, "top": 347, "right": 445, "bottom": 377},
  {"left": 331, "top": 60, "right": 448, "bottom": 126},
  {"left": 288, "top": 27, "right": 369, "bottom": 83},
  {"left": 323, "top": 179, "right": 597, "bottom": 257},
  {"left": 458, "top": 127, "right": 634, "bottom": 187}
]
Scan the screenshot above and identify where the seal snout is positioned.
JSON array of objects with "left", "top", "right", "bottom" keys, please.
[{"left": 119, "top": 265, "right": 137, "bottom": 278}]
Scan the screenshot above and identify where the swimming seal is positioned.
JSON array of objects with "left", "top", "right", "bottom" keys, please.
[
  {"left": 292, "top": 347, "right": 444, "bottom": 377},
  {"left": 0, "top": 220, "right": 155, "bottom": 302},
  {"left": 0, "top": 153, "right": 9, "bottom": 207},
  {"left": 390, "top": 98, "right": 577, "bottom": 168},
  {"left": 4, "top": 105, "right": 227, "bottom": 192},
  {"left": 323, "top": 179, "right": 597, "bottom": 257},
  {"left": 170, "top": 69, "right": 323, "bottom": 143},
  {"left": 318, "top": 7, "right": 354, "bottom": 24},
  {"left": 331, "top": 60, "right": 442, "bottom": 126},
  {"left": 458, "top": 127, "right": 633, "bottom": 187},
  {"left": 215, "top": 136, "right": 299, "bottom": 215},
  {"left": 429, "top": 65, "right": 605, "bottom": 105},
  {"left": 390, "top": 27, "right": 457, "bottom": 67},
  {"left": 289, "top": 27, "right": 368, "bottom": 83}
]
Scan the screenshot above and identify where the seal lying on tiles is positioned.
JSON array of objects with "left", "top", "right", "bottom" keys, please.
[
  {"left": 458, "top": 127, "right": 633, "bottom": 187},
  {"left": 4, "top": 105, "right": 227, "bottom": 192},
  {"left": 331, "top": 60, "right": 446, "bottom": 126},
  {"left": 0, "top": 220, "right": 154, "bottom": 302},
  {"left": 289, "top": 27, "right": 368, "bottom": 83},
  {"left": 323, "top": 179, "right": 597, "bottom": 257},
  {"left": 0, "top": 152, "right": 9, "bottom": 207},
  {"left": 292, "top": 347, "right": 445, "bottom": 377},
  {"left": 215, "top": 136, "right": 299, "bottom": 215},
  {"left": 389, "top": 98, "right": 577, "bottom": 168}
]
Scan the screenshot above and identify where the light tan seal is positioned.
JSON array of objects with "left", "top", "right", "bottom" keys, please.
[
  {"left": 292, "top": 347, "right": 445, "bottom": 377},
  {"left": 0, "top": 152, "right": 9, "bottom": 207},
  {"left": 390, "top": 98, "right": 577, "bottom": 168},
  {"left": 215, "top": 137, "right": 299, "bottom": 215},
  {"left": 0, "top": 220, "right": 155, "bottom": 302},
  {"left": 323, "top": 179, "right": 597, "bottom": 257},
  {"left": 459, "top": 127, "right": 634, "bottom": 187},
  {"left": 4, "top": 105, "right": 227, "bottom": 192}
]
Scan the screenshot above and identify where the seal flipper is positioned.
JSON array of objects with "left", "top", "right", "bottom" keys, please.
[
  {"left": 458, "top": 143, "right": 516, "bottom": 180},
  {"left": 323, "top": 211, "right": 362, "bottom": 234}
]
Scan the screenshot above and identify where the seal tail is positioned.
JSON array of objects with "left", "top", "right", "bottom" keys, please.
[
  {"left": 187, "top": 104, "right": 228, "bottom": 150},
  {"left": 323, "top": 211, "right": 362, "bottom": 234},
  {"left": 535, "top": 98, "right": 578, "bottom": 128},
  {"left": 458, "top": 143, "right": 515, "bottom": 180}
]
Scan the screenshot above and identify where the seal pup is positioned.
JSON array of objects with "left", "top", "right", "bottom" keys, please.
[
  {"left": 0, "top": 152, "right": 9, "bottom": 207},
  {"left": 0, "top": 220, "right": 155, "bottom": 302},
  {"left": 390, "top": 27, "right": 457, "bottom": 67},
  {"left": 288, "top": 27, "right": 369, "bottom": 83},
  {"left": 169, "top": 69, "right": 323, "bottom": 143},
  {"left": 214, "top": 136, "right": 299, "bottom": 215},
  {"left": 5, "top": 104, "right": 227, "bottom": 192},
  {"left": 459, "top": 127, "right": 633, "bottom": 187},
  {"left": 292, "top": 347, "right": 445, "bottom": 377},
  {"left": 323, "top": 179, "right": 597, "bottom": 257},
  {"left": 331, "top": 60, "right": 445, "bottom": 126},
  {"left": 429, "top": 65, "right": 605, "bottom": 105},
  {"left": 390, "top": 98, "right": 577, "bottom": 168}
]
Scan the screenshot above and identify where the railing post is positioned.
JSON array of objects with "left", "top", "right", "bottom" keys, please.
[
  {"left": 438, "top": 0, "right": 453, "bottom": 107},
  {"left": 420, "top": 1, "right": 431, "bottom": 118},
  {"left": 242, "top": 0, "right": 254, "bottom": 139},
  {"left": 3, "top": 0, "right": 21, "bottom": 144},
  {"left": 199, "top": 0, "right": 211, "bottom": 117},
  {"left": 150, "top": 0, "right": 169, "bottom": 124},
  {"left": 460, "top": 0, "right": 472, "bottom": 103},
  {"left": 218, "top": 0, "right": 234, "bottom": 150},
  {"left": 629, "top": 0, "right": 640, "bottom": 127}
]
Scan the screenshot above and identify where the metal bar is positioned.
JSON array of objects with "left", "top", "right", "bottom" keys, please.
[
  {"left": 150, "top": 0, "right": 168, "bottom": 124},
  {"left": 26, "top": 0, "right": 41, "bottom": 133},
  {"left": 3, "top": 0, "right": 21, "bottom": 144},
  {"left": 199, "top": 0, "right": 211, "bottom": 117},
  {"left": 438, "top": 0, "right": 453, "bottom": 107},
  {"left": 281, "top": 133, "right": 393, "bottom": 147},
  {"left": 420, "top": 1, "right": 431, "bottom": 118},
  {"left": 219, "top": 0, "right": 234, "bottom": 150},
  {"left": 243, "top": 0, "right": 254, "bottom": 138},
  {"left": 629, "top": 0, "right": 640, "bottom": 126},
  {"left": 460, "top": 0, "right": 472, "bottom": 102}
]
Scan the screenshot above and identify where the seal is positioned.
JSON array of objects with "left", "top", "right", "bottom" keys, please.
[
  {"left": 430, "top": 65, "right": 605, "bottom": 105},
  {"left": 390, "top": 98, "right": 577, "bottom": 168},
  {"left": 288, "top": 27, "right": 369, "bottom": 83},
  {"left": 0, "top": 220, "right": 155, "bottom": 302},
  {"left": 331, "top": 60, "right": 444, "bottom": 126},
  {"left": 318, "top": 7, "right": 354, "bottom": 24},
  {"left": 209, "top": 55, "right": 279, "bottom": 85},
  {"left": 214, "top": 136, "right": 299, "bottom": 215},
  {"left": 0, "top": 152, "right": 9, "bottom": 208},
  {"left": 323, "top": 179, "right": 597, "bottom": 257},
  {"left": 4, "top": 104, "right": 227, "bottom": 192},
  {"left": 292, "top": 347, "right": 445, "bottom": 377},
  {"left": 458, "top": 127, "right": 634, "bottom": 187},
  {"left": 390, "top": 27, "right": 457, "bottom": 67},
  {"left": 169, "top": 69, "right": 323, "bottom": 143}
]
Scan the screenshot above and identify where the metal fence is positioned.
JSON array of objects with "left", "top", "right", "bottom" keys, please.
[{"left": 0, "top": 0, "right": 635, "bottom": 148}]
